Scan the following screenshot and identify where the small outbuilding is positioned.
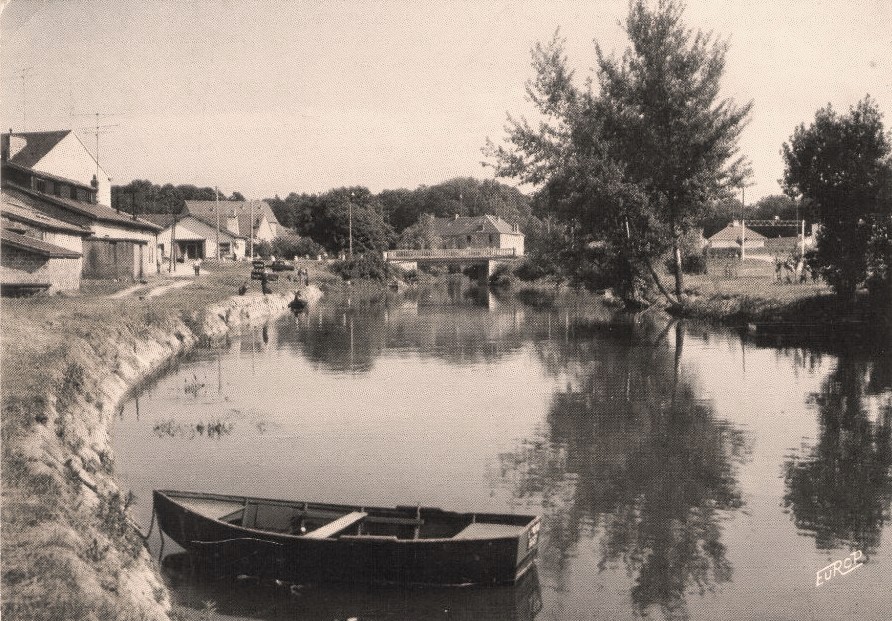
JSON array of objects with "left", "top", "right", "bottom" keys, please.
[{"left": 707, "top": 221, "right": 766, "bottom": 251}]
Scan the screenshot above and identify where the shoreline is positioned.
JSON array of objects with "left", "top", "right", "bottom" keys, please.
[{"left": 1, "top": 282, "right": 321, "bottom": 621}]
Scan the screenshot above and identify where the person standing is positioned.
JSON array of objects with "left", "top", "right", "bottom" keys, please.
[{"left": 193, "top": 258, "right": 201, "bottom": 276}]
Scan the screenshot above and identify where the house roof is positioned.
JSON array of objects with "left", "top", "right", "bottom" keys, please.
[
  {"left": 141, "top": 213, "right": 245, "bottom": 239},
  {"left": 3, "top": 183, "right": 162, "bottom": 232},
  {"left": 1, "top": 228, "right": 82, "bottom": 258},
  {"left": 2, "top": 131, "right": 71, "bottom": 168},
  {"left": 3, "top": 161, "right": 96, "bottom": 192},
  {"left": 183, "top": 200, "right": 280, "bottom": 236},
  {"left": 707, "top": 222, "right": 767, "bottom": 242},
  {"left": 431, "top": 214, "right": 524, "bottom": 237},
  {"left": 1, "top": 192, "right": 92, "bottom": 235}
]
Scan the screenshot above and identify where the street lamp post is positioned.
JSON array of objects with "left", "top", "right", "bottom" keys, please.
[{"left": 348, "top": 191, "right": 354, "bottom": 258}]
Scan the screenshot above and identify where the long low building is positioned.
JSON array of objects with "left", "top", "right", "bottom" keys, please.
[
  {"left": 1, "top": 191, "right": 92, "bottom": 294},
  {"left": 2, "top": 182, "right": 161, "bottom": 280},
  {"left": 143, "top": 213, "right": 247, "bottom": 262}
]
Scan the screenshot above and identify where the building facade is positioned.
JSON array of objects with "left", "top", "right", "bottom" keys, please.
[
  {"left": 2, "top": 130, "right": 112, "bottom": 207},
  {"left": 145, "top": 214, "right": 247, "bottom": 262},
  {"left": 430, "top": 214, "right": 525, "bottom": 255},
  {"left": 183, "top": 200, "right": 281, "bottom": 245}
]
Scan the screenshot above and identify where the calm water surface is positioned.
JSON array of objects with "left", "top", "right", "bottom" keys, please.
[{"left": 113, "top": 285, "right": 892, "bottom": 620}]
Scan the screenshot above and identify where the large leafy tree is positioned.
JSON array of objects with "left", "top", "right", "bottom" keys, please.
[
  {"left": 306, "top": 187, "right": 394, "bottom": 254},
  {"left": 782, "top": 97, "right": 892, "bottom": 301},
  {"left": 487, "top": 0, "right": 751, "bottom": 304}
]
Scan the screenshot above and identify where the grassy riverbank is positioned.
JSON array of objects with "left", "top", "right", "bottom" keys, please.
[
  {"left": 1, "top": 261, "right": 328, "bottom": 621},
  {"left": 675, "top": 258, "right": 891, "bottom": 334}
]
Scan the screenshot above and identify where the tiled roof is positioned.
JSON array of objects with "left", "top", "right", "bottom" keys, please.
[
  {"left": 708, "top": 223, "right": 767, "bottom": 242},
  {"left": 141, "top": 213, "right": 244, "bottom": 239},
  {"left": 2, "top": 131, "right": 71, "bottom": 168},
  {"left": 184, "top": 200, "right": 280, "bottom": 232},
  {"left": 3, "top": 183, "right": 162, "bottom": 232},
  {"left": 3, "top": 161, "right": 96, "bottom": 191},
  {"left": 1, "top": 229, "right": 81, "bottom": 258},
  {"left": 431, "top": 214, "right": 523, "bottom": 237},
  {"left": 2, "top": 191, "right": 92, "bottom": 235}
]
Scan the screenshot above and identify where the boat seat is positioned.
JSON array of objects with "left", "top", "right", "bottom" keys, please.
[
  {"left": 452, "top": 522, "right": 526, "bottom": 539},
  {"left": 303, "top": 511, "right": 368, "bottom": 539}
]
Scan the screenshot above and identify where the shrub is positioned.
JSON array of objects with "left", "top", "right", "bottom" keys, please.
[
  {"left": 513, "top": 258, "right": 549, "bottom": 282},
  {"left": 330, "top": 253, "right": 389, "bottom": 282},
  {"left": 488, "top": 263, "right": 515, "bottom": 288},
  {"left": 666, "top": 253, "right": 708, "bottom": 274}
]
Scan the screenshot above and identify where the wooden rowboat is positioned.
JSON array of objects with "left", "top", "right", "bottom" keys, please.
[{"left": 153, "top": 490, "right": 541, "bottom": 586}]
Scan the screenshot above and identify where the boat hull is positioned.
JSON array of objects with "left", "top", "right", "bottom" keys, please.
[{"left": 154, "top": 490, "right": 539, "bottom": 586}]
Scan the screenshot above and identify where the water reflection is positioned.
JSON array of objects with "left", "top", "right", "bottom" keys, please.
[
  {"left": 275, "top": 287, "right": 617, "bottom": 373},
  {"left": 498, "top": 319, "right": 751, "bottom": 619},
  {"left": 783, "top": 353, "right": 892, "bottom": 553},
  {"left": 162, "top": 553, "right": 543, "bottom": 621}
]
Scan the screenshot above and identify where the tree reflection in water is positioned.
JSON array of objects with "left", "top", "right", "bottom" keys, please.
[
  {"left": 783, "top": 353, "right": 892, "bottom": 554},
  {"left": 498, "top": 319, "right": 751, "bottom": 619}
]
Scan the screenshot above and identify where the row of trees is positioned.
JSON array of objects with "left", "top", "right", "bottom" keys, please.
[
  {"left": 264, "top": 177, "right": 535, "bottom": 253},
  {"left": 486, "top": 0, "right": 891, "bottom": 306},
  {"left": 111, "top": 180, "right": 244, "bottom": 215}
]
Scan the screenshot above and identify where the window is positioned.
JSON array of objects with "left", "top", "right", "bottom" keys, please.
[
  {"left": 219, "top": 242, "right": 231, "bottom": 256},
  {"left": 35, "top": 179, "right": 46, "bottom": 193},
  {"left": 158, "top": 243, "right": 165, "bottom": 257}
]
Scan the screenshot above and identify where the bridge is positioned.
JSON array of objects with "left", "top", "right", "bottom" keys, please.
[{"left": 383, "top": 248, "right": 521, "bottom": 284}]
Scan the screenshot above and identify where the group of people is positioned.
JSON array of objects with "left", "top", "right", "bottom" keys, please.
[
  {"left": 774, "top": 253, "right": 814, "bottom": 284},
  {"left": 296, "top": 266, "right": 310, "bottom": 287}
]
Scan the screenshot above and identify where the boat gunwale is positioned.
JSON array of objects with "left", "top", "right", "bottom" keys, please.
[{"left": 155, "top": 489, "right": 541, "bottom": 544}]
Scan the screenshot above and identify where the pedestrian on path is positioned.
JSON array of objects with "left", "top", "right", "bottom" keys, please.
[{"left": 193, "top": 258, "right": 201, "bottom": 276}]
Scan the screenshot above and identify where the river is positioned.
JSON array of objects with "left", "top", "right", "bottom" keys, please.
[{"left": 113, "top": 283, "right": 892, "bottom": 620}]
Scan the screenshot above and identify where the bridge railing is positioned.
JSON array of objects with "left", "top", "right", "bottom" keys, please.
[{"left": 384, "top": 247, "right": 518, "bottom": 260}]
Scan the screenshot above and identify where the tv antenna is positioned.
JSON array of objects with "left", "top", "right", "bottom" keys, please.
[
  {"left": 74, "top": 112, "right": 119, "bottom": 180},
  {"left": 10, "top": 66, "right": 36, "bottom": 130}
]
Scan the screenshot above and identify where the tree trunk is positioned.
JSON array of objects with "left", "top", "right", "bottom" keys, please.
[
  {"left": 673, "top": 242, "right": 684, "bottom": 298},
  {"left": 646, "top": 259, "right": 679, "bottom": 307}
]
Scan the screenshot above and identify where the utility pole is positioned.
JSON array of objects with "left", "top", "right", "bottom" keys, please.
[
  {"left": 740, "top": 186, "right": 746, "bottom": 262},
  {"left": 215, "top": 186, "right": 221, "bottom": 260},
  {"left": 170, "top": 215, "right": 177, "bottom": 273},
  {"left": 348, "top": 192, "right": 354, "bottom": 258},
  {"left": 249, "top": 200, "right": 255, "bottom": 259}
]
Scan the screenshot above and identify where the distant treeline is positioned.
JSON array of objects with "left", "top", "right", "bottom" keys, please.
[{"left": 111, "top": 176, "right": 805, "bottom": 255}]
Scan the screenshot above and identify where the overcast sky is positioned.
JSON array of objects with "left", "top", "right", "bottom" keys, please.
[{"left": 2, "top": 0, "right": 890, "bottom": 202}]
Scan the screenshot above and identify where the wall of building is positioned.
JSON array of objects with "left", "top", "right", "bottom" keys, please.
[
  {"left": 498, "top": 233, "right": 524, "bottom": 255},
  {"left": 33, "top": 133, "right": 111, "bottom": 207},
  {"left": 89, "top": 222, "right": 156, "bottom": 273},
  {"left": 255, "top": 217, "right": 276, "bottom": 243},
  {"left": 41, "top": 230, "right": 84, "bottom": 254},
  {"left": 156, "top": 217, "right": 245, "bottom": 261},
  {"left": 0, "top": 245, "right": 82, "bottom": 291},
  {"left": 83, "top": 238, "right": 141, "bottom": 280}
]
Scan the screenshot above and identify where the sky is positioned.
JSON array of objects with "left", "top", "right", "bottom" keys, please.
[{"left": 1, "top": 0, "right": 890, "bottom": 202}]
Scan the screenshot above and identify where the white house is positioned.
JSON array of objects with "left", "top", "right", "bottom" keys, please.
[
  {"left": 183, "top": 200, "right": 281, "bottom": 249},
  {"left": 430, "top": 214, "right": 525, "bottom": 255},
  {"left": 2, "top": 130, "right": 112, "bottom": 207},
  {"left": 144, "top": 213, "right": 247, "bottom": 262}
]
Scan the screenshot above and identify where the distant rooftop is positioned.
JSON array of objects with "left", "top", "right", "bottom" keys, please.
[{"left": 431, "top": 214, "right": 523, "bottom": 237}]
